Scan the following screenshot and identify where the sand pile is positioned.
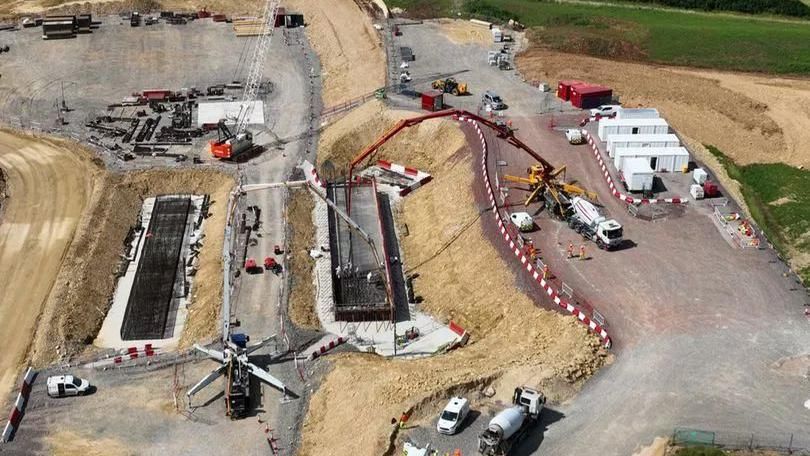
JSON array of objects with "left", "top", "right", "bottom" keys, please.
[
  {"left": 298, "top": 103, "right": 607, "bottom": 456},
  {"left": 437, "top": 19, "right": 493, "bottom": 45},
  {"left": 318, "top": 99, "right": 466, "bottom": 175}
]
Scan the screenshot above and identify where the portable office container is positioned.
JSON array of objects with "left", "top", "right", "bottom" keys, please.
[
  {"left": 606, "top": 133, "right": 680, "bottom": 158},
  {"left": 615, "top": 108, "right": 659, "bottom": 120},
  {"left": 620, "top": 157, "right": 655, "bottom": 192},
  {"left": 614, "top": 146, "right": 690, "bottom": 172},
  {"left": 598, "top": 118, "right": 669, "bottom": 141}
]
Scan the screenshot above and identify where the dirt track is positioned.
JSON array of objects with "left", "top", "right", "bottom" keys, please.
[{"left": 0, "top": 130, "right": 96, "bottom": 401}]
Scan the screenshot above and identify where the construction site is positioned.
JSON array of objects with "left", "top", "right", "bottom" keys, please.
[{"left": 0, "top": 1, "right": 809, "bottom": 456}]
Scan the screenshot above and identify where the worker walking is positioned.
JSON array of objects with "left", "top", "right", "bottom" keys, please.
[
  {"left": 567, "top": 241, "right": 574, "bottom": 259},
  {"left": 579, "top": 245, "right": 586, "bottom": 261}
]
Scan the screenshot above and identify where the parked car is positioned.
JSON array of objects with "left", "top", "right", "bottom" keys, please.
[
  {"left": 47, "top": 375, "right": 91, "bottom": 398},
  {"left": 589, "top": 104, "right": 621, "bottom": 118},
  {"left": 482, "top": 91, "right": 506, "bottom": 110},
  {"left": 437, "top": 397, "right": 470, "bottom": 435}
]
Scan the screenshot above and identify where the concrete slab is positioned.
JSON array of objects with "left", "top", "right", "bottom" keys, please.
[
  {"left": 196, "top": 100, "right": 265, "bottom": 126},
  {"left": 95, "top": 195, "right": 207, "bottom": 350}
]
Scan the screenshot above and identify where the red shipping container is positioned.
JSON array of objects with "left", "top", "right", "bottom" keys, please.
[
  {"left": 556, "top": 80, "right": 582, "bottom": 101},
  {"left": 570, "top": 84, "right": 612, "bottom": 109},
  {"left": 421, "top": 90, "right": 443, "bottom": 112}
]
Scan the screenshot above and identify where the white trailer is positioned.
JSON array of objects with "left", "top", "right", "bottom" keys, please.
[
  {"left": 491, "top": 27, "right": 503, "bottom": 42},
  {"left": 606, "top": 133, "right": 680, "bottom": 158},
  {"left": 620, "top": 157, "right": 655, "bottom": 192},
  {"left": 614, "top": 146, "right": 690, "bottom": 172},
  {"left": 615, "top": 108, "right": 659, "bottom": 120},
  {"left": 597, "top": 118, "right": 669, "bottom": 141}
]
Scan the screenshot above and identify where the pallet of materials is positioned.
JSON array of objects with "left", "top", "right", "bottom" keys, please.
[{"left": 232, "top": 17, "right": 270, "bottom": 36}]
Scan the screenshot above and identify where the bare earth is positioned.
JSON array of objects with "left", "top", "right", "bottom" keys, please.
[
  {"left": 0, "top": 130, "right": 96, "bottom": 401},
  {"left": 284, "top": 0, "right": 386, "bottom": 106},
  {"left": 299, "top": 101, "right": 608, "bottom": 456},
  {"left": 437, "top": 19, "right": 492, "bottom": 46}
]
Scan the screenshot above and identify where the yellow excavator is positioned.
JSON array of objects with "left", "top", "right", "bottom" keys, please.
[
  {"left": 504, "top": 164, "right": 598, "bottom": 218},
  {"left": 431, "top": 78, "right": 469, "bottom": 96}
]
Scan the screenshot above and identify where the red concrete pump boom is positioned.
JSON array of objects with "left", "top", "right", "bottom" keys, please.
[{"left": 346, "top": 108, "right": 556, "bottom": 213}]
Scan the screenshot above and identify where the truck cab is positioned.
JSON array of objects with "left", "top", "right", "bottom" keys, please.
[
  {"left": 595, "top": 219, "right": 623, "bottom": 249},
  {"left": 513, "top": 386, "right": 545, "bottom": 418}
]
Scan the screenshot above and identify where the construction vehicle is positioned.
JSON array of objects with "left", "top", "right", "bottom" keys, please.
[
  {"left": 565, "top": 128, "right": 584, "bottom": 145},
  {"left": 432, "top": 78, "right": 468, "bottom": 96},
  {"left": 211, "top": 120, "right": 254, "bottom": 159},
  {"left": 568, "top": 197, "right": 623, "bottom": 250},
  {"left": 478, "top": 386, "right": 545, "bottom": 455},
  {"left": 187, "top": 332, "right": 286, "bottom": 419},
  {"left": 504, "top": 164, "right": 598, "bottom": 213},
  {"left": 209, "top": 0, "right": 279, "bottom": 159}
]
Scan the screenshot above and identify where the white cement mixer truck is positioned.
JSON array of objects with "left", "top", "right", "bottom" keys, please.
[
  {"left": 477, "top": 386, "right": 546, "bottom": 455},
  {"left": 567, "top": 196, "right": 623, "bottom": 250}
]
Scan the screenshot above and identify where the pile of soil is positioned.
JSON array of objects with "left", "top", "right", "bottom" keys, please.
[
  {"left": 283, "top": 0, "right": 386, "bottom": 106},
  {"left": 298, "top": 102, "right": 608, "bottom": 456},
  {"left": 30, "top": 165, "right": 235, "bottom": 365},
  {"left": 317, "top": 99, "right": 466, "bottom": 175},
  {"left": 287, "top": 188, "right": 319, "bottom": 329}
]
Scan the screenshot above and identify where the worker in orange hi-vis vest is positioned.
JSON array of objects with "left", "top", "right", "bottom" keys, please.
[
  {"left": 579, "top": 244, "right": 586, "bottom": 261},
  {"left": 567, "top": 241, "right": 574, "bottom": 259}
]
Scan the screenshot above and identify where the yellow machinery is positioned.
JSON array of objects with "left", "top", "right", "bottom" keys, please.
[
  {"left": 431, "top": 78, "right": 469, "bottom": 96},
  {"left": 504, "top": 164, "right": 598, "bottom": 215}
]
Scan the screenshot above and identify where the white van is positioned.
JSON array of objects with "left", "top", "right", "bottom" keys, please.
[
  {"left": 47, "top": 375, "right": 91, "bottom": 398},
  {"left": 437, "top": 397, "right": 470, "bottom": 435}
]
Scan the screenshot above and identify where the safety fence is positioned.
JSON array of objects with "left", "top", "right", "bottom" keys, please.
[
  {"left": 673, "top": 428, "right": 810, "bottom": 454},
  {"left": 464, "top": 116, "right": 612, "bottom": 348}
]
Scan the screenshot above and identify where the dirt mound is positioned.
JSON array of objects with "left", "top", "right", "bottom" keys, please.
[
  {"left": 318, "top": 99, "right": 466, "bottom": 175},
  {"left": 284, "top": 0, "right": 385, "bottom": 107},
  {"left": 298, "top": 105, "right": 607, "bottom": 456},
  {"left": 46, "top": 430, "right": 131, "bottom": 456},
  {"left": 515, "top": 47, "right": 790, "bottom": 168},
  {"left": 437, "top": 19, "right": 492, "bottom": 45},
  {"left": 30, "top": 163, "right": 235, "bottom": 365},
  {"left": 288, "top": 188, "right": 319, "bottom": 329}
]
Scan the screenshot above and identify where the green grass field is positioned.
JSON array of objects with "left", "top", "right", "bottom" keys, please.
[
  {"left": 706, "top": 146, "right": 810, "bottom": 283},
  {"left": 388, "top": 0, "right": 810, "bottom": 74}
]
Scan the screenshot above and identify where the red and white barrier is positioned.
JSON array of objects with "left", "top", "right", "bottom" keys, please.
[
  {"left": 461, "top": 117, "right": 612, "bottom": 348},
  {"left": 83, "top": 344, "right": 160, "bottom": 369},
  {"left": 376, "top": 159, "right": 433, "bottom": 197},
  {"left": 582, "top": 130, "right": 687, "bottom": 205},
  {"left": 309, "top": 336, "right": 346, "bottom": 360},
  {"left": 2, "top": 367, "right": 36, "bottom": 443}
]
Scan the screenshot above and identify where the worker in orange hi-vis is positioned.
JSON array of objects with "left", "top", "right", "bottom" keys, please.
[
  {"left": 579, "top": 244, "right": 586, "bottom": 261},
  {"left": 567, "top": 241, "right": 574, "bottom": 259}
]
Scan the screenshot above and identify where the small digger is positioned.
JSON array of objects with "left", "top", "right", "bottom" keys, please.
[{"left": 431, "top": 77, "right": 469, "bottom": 96}]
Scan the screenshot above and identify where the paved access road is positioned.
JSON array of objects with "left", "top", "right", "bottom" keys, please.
[{"left": 395, "top": 20, "right": 810, "bottom": 455}]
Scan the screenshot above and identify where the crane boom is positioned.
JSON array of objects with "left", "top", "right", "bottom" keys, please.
[{"left": 235, "top": 0, "right": 280, "bottom": 135}]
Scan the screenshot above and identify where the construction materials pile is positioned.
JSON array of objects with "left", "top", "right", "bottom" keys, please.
[
  {"left": 300, "top": 102, "right": 608, "bottom": 456},
  {"left": 232, "top": 17, "right": 269, "bottom": 37}
]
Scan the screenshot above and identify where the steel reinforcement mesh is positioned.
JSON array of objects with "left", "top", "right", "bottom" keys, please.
[{"left": 121, "top": 196, "right": 191, "bottom": 340}]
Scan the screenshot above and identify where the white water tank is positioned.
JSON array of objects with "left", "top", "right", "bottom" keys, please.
[{"left": 489, "top": 406, "right": 526, "bottom": 441}]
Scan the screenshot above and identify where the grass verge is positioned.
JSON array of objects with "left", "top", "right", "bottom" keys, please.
[
  {"left": 706, "top": 145, "right": 810, "bottom": 283},
  {"left": 391, "top": 0, "right": 810, "bottom": 74}
]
